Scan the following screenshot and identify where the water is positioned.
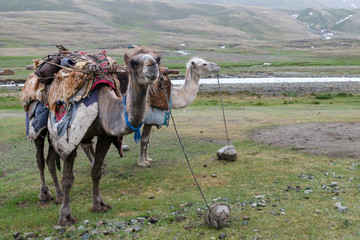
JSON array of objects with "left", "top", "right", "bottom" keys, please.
[
  {"left": 171, "top": 77, "right": 360, "bottom": 85},
  {"left": 2, "top": 77, "right": 360, "bottom": 88}
]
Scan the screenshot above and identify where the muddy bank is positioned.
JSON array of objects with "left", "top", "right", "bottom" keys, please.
[
  {"left": 198, "top": 81, "right": 360, "bottom": 96},
  {"left": 250, "top": 123, "right": 360, "bottom": 158}
]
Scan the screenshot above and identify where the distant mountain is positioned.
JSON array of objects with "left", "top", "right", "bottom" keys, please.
[
  {"left": 162, "top": 0, "right": 360, "bottom": 10},
  {"left": 0, "top": 0, "right": 359, "bottom": 52}
]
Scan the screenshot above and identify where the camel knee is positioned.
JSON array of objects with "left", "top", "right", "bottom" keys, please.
[{"left": 62, "top": 174, "right": 74, "bottom": 190}]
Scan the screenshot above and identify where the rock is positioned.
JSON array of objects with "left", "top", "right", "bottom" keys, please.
[
  {"left": 26, "top": 65, "right": 34, "bottom": 70},
  {"left": 217, "top": 145, "right": 237, "bottom": 161},
  {"left": 90, "top": 230, "right": 99, "bottom": 236},
  {"left": 13, "top": 232, "right": 21, "bottom": 239},
  {"left": 205, "top": 203, "right": 231, "bottom": 229},
  {"left": 124, "top": 228, "right": 133, "bottom": 234},
  {"left": 97, "top": 220, "right": 103, "bottom": 228},
  {"left": 218, "top": 233, "right": 227, "bottom": 239},
  {"left": 0, "top": 69, "right": 15, "bottom": 75},
  {"left": 122, "top": 145, "right": 130, "bottom": 151},
  {"left": 23, "top": 232, "right": 35, "bottom": 238},
  {"left": 78, "top": 226, "right": 85, "bottom": 230},
  {"left": 67, "top": 226, "right": 76, "bottom": 232},
  {"left": 137, "top": 217, "right": 146, "bottom": 223},
  {"left": 330, "top": 182, "right": 338, "bottom": 187},
  {"left": 53, "top": 226, "right": 62, "bottom": 231},
  {"left": 83, "top": 220, "right": 90, "bottom": 225},
  {"left": 81, "top": 232, "right": 90, "bottom": 240},
  {"left": 149, "top": 217, "right": 158, "bottom": 224},
  {"left": 212, "top": 174, "right": 217, "bottom": 177},
  {"left": 44, "top": 237, "right": 52, "bottom": 240},
  {"left": 334, "top": 202, "right": 348, "bottom": 213},
  {"left": 133, "top": 226, "right": 142, "bottom": 232}
]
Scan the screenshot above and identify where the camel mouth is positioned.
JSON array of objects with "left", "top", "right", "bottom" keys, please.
[
  {"left": 211, "top": 67, "right": 221, "bottom": 74},
  {"left": 145, "top": 75, "right": 158, "bottom": 82}
]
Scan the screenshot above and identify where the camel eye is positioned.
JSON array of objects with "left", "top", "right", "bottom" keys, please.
[{"left": 203, "top": 63, "right": 207, "bottom": 66}]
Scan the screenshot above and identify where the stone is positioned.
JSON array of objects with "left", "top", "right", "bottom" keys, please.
[
  {"left": 44, "top": 238, "right": 52, "bottom": 240},
  {"left": 334, "top": 202, "right": 348, "bottom": 213},
  {"left": 149, "top": 217, "right": 158, "bottom": 224},
  {"left": 23, "top": 232, "right": 35, "bottom": 238},
  {"left": 13, "top": 232, "right": 21, "bottom": 239},
  {"left": 53, "top": 226, "right": 62, "bottom": 231},
  {"left": 219, "top": 233, "right": 227, "bottom": 239},
  {"left": 0, "top": 69, "right": 15, "bottom": 75},
  {"left": 67, "top": 226, "right": 76, "bottom": 232},
  {"left": 205, "top": 203, "right": 231, "bottom": 229},
  {"left": 97, "top": 220, "right": 103, "bottom": 228},
  {"left": 83, "top": 220, "right": 90, "bottom": 225},
  {"left": 122, "top": 145, "right": 130, "bottom": 151},
  {"left": 26, "top": 65, "right": 34, "bottom": 70},
  {"left": 217, "top": 145, "right": 237, "bottom": 161}
]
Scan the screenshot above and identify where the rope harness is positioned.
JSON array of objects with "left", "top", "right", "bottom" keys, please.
[
  {"left": 123, "top": 95, "right": 143, "bottom": 143},
  {"left": 216, "top": 73, "right": 230, "bottom": 145},
  {"left": 159, "top": 74, "right": 221, "bottom": 228}
]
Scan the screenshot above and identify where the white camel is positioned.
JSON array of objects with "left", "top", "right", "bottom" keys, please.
[{"left": 138, "top": 57, "right": 220, "bottom": 166}]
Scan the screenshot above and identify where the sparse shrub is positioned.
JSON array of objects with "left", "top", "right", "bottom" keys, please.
[
  {"left": 336, "top": 92, "right": 353, "bottom": 97},
  {"left": 311, "top": 100, "right": 320, "bottom": 105},
  {"left": 315, "top": 93, "right": 333, "bottom": 99},
  {"left": 256, "top": 102, "right": 265, "bottom": 106},
  {"left": 284, "top": 92, "right": 297, "bottom": 97}
]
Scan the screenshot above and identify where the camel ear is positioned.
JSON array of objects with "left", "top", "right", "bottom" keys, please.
[
  {"left": 130, "top": 59, "right": 138, "bottom": 69},
  {"left": 124, "top": 53, "right": 130, "bottom": 65}
]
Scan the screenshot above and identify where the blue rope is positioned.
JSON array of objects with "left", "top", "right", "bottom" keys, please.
[
  {"left": 123, "top": 95, "right": 143, "bottom": 143},
  {"left": 163, "top": 94, "right": 172, "bottom": 126}
]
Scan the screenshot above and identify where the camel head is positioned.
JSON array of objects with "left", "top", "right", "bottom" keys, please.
[
  {"left": 124, "top": 47, "right": 160, "bottom": 87},
  {"left": 187, "top": 57, "right": 221, "bottom": 78}
]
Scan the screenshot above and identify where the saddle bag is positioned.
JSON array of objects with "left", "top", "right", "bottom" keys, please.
[{"left": 35, "top": 55, "right": 61, "bottom": 85}]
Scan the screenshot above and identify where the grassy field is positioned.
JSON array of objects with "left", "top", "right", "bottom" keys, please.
[{"left": 1, "top": 90, "right": 360, "bottom": 239}]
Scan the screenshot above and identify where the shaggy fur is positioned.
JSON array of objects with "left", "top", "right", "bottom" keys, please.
[
  {"left": 148, "top": 73, "right": 171, "bottom": 110},
  {"left": 20, "top": 73, "right": 46, "bottom": 111},
  {"left": 48, "top": 70, "right": 93, "bottom": 113}
]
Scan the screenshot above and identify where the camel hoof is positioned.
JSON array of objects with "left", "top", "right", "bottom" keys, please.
[
  {"left": 58, "top": 215, "right": 77, "bottom": 226},
  {"left": 92, "top": 203, "right": 112, "bottom": 212},
  {"left": 138, "top": 161, "right": 150, "bottom": 167},
  {"left": 145, "top": 158, "right": 153, "bottom": 163},
  {"left": 38, "top": 188, "right": 54, "bottom": 202}
]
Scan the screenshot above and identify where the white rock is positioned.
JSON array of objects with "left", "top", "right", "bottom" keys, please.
[{"left": 217, "top": 145, "right": 237, "bottom": 161}]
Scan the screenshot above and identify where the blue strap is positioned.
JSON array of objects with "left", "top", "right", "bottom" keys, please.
[
  {"left": 163, "top": 94, "right": 172, "bottom": 126},
  {"left": 123, "top": 95, "right": 143, "bottom": 143}
]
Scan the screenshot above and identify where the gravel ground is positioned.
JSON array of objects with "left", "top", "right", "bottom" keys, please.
[
  {"left": 250, "top": 123, "right": 360, "bottom": 158},
  {"left": 198, "top": 81, "right": 360, "bottom": 96}
]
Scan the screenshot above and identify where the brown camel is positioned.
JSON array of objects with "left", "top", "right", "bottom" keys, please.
[
  {"left": 41, "top": 47, "right": 160, "bottom": 225},
  {"left": 138, "top": 57, "right": 220, "bottom": 166}
]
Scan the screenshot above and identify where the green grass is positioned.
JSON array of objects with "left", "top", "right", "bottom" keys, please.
[{"left": 1, "top": 92, "right": 360, "bottom": 239}]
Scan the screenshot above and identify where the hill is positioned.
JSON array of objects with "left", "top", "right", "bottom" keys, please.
[{"left": 0, "top": 0, "right": 359, "bottom": 55}]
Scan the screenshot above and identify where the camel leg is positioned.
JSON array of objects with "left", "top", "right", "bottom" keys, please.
[
  {"left": 35, "top": 136, "right": 53, "bottom": 202},
  {"left": 58, "top": 150, "right": 77, "bottom": 226},
  {"left": 46, "top": 143, "right": 63, "bottom": 204},
  {"left": 92, "top": 135, "right": 112, "bottom": 212},
  {"left": 80, "top": 143, "right": 95, "bottom": 166},
  {"left": 138, "top": 124, "right": 152, "bottom": 167}
]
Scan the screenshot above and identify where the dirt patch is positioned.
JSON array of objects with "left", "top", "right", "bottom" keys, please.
[
  {"left": 0, "top": 112, "right": 24, "bottom": 119},
  {"left": 250, "top": 123, "right": 360, "bottom": 158}
]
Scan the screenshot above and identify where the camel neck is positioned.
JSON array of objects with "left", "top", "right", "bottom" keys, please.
[
  {"left": 125, "top": 84, "right": 148, "bottom": 128},
  {"left": 171, "top": 66, "right": 200, "bottom": 109}
]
